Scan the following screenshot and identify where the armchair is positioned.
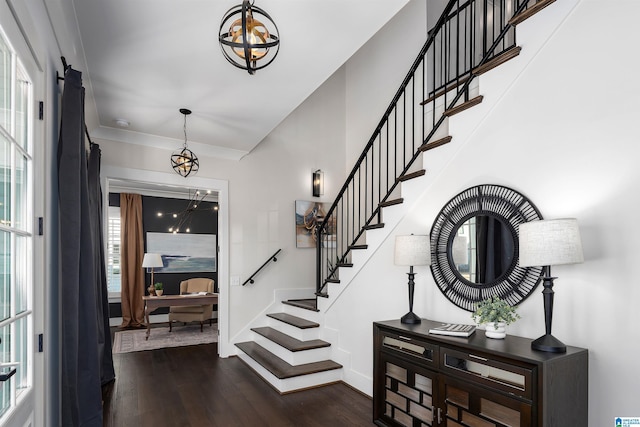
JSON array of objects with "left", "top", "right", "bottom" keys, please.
[{"left": 169, "top": 278, "right": 215, "bottom": 332}]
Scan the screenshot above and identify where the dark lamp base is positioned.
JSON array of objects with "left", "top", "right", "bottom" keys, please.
[
  {"left": 531, "top": 334, "right": 566, "bottom": 353},
  {"left": 401, "top": 311, "right": 421, "bottom": 324}
]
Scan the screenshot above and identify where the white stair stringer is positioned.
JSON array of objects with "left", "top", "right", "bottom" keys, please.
[{"left": 317, "top": 167, "right": 433, "bottom": 314}]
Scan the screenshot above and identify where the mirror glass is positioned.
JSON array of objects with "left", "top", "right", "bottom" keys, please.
[
  {"left": 430, "top": 184, "right": 543, "bottom": 312},
  {"left": 451, "top": 215, "right": 515, "bottom": 284}
]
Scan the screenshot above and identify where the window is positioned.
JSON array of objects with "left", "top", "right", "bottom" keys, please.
[
  {"left": 107, "top": 206, "right": 121, "bottom": 297},
  {"left": 0, "top": 25, "right": 33, "bottom": 421}
]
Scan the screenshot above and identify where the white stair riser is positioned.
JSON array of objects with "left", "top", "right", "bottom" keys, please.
[
  {"left": 267, "top": 318, "right": 320, "bottom": 341},
  {"left": 282, "top": 305, "right": 321, "bottom": 323},
  {"left": 237, "top": 351, "right": 342, "bottom": 394},
  {"left": 253, "top": 335, "right": 331, "bottom": 365}
]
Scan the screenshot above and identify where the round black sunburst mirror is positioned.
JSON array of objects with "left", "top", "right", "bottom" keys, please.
[{"left": 430, "top": 184, "right": 544, "bottom": 311}]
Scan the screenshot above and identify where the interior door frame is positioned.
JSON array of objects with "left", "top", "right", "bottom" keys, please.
[{"left": 101, "top": 166, "right": 232, "bottom": 357}]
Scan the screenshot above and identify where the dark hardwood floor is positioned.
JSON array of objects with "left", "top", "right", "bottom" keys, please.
[{"left": 102, "top": 340, "right": 374, "bottom": 426}]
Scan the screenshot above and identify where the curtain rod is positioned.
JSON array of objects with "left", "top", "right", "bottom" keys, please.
[{"left": 57, "top": 56, "right": 95, "bottom": 147}]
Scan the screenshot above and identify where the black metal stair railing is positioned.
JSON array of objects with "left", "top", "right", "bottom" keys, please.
[{"left": 316, "top": 0, "right": 536, "bottom": 296}]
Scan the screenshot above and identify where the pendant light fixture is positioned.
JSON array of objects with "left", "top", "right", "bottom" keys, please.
[
  {"left": 218, "top": 0, "right": 280, "bottom": 75},
  {"left": 171, "top": 108, "right": 199, "bottom": 177}
]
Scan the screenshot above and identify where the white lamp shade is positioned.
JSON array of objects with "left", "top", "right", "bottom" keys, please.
[
  {"left": 394, "top": 235, "right": 431, "bottom": 266},
  {"left": 142, "top": 253, "right": 164, "bottom": 268},
  {"left": 518, "top": 219, "right": 584, "bottom": 267}
]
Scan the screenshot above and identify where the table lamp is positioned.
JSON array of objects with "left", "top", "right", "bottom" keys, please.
[
  {"left": 142, "top": 253, "right": 164, "bottom": 289},
  {"left": 519, "top": 219, "right": 583, "bottom": 353},
  {"left": 394, "top": 235, "right": 431, "bottom": 324}
]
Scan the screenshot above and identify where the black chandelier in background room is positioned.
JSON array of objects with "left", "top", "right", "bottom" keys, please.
[
  {"left": 156, "top": 189, "right": 217, "bottom": 234},
  {"left": 218, "top": 0, "right": 280, "bottom": 74},
  {"left": 171, "top": 108, "right": 200, "bottom": 177}
]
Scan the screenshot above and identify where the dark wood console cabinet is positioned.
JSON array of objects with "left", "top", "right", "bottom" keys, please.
[{"left": 373, "top": 319, "right": 588, "bottom": 426}]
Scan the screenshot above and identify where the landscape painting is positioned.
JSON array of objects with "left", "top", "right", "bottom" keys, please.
[{"left": 147, "top": 232, "right": 216, "bottom": 273}]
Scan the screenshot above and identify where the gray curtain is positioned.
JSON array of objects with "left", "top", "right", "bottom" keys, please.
[
  {"left": 58, "top": 66, "right": 110, "bottom": 426},
  {"left": 88, "top": 144, "right": 115, "bottom": 385},
  {"left": 476, "top": 216, "right": 514, "bottom": 283}
]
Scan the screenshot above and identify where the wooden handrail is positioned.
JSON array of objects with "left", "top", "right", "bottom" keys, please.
[{"left": 243, "top": 249, "right": 282, "bottom": 286}]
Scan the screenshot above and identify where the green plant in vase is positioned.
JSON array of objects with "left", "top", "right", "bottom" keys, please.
[
  {"left": 154, "top": 282, "right": 164, "bottom": 296},
  {"left": 472, "top": 296, "right": 520, "bottom": 339}
]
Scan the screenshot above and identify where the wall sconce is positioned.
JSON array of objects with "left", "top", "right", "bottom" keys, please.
[
  {"left": 394, "top": 235, "right": 431, "bottom": 324},
  {"left": 218, "top": 0, "right": 280, "bottom": 75},
  {"left": 312, "top": 170, "right": 324, "bottom": 197},
  {"left": 519, "top": 218, "right": 584, "bottom": 353}
]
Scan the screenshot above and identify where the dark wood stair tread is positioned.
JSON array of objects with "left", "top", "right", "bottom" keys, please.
[
  {"left": 398, "top": 169, "right": 426, "bottom": 182},
  {"left": 236, "top": 341, "right": 342, "bottom": 379},
  {"left": 267, "top": 313, "right": 319, "bottom": 329},
  {"left": 348, "top": 244, "right": 368, "bottom": 250},
  {"left": 509, "top": 0, "right": 556, "bottom": 26},
  {"left": 283, "top": 299, "right": 318, "bottom": 312},
  {"left": 420, "top": 136, "right": 452, "bottom": 152},
  {"left": 324, "top": 278, "right": 340, "bottom": 284},
  {"left": 443, "top": 95, "right": 484, "bottom": 117},
  {"left": 379, "top": 198, "right": 403, "bottom": 208},
  {"left": 251, "top": 327, "right": 330, "bottom": 352},
  {"left": 336, "top": 262, "right": 353, "bottom": 268},
  {"left": 473, "top": 46, "right": 522, "bottom": 76},
  {"left": 420, "top": 75, "right": 472, "bottom": 105},
  {"left": 363, "top": 223, "right": 385, "bottom": 231}
]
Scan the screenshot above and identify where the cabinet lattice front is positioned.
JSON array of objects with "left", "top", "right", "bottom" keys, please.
[{"left": 373, "top": 320, "right": 588, "bottom": 426}]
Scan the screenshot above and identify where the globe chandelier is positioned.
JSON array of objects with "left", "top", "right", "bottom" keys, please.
[
  {"left": 171, "top": 108, "right": 199, "bottom": 177},
  {"left": 218, "top": 0, "right": 280, "bottom": 75}
]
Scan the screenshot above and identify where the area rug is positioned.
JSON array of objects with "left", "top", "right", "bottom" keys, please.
[{"left": 112, "top": 325, "right": 218, "bottom": 354}]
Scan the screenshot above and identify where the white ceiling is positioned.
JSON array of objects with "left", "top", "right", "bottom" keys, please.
[{"left": 50, "top": 0, "right": 409, "bottom": 160}]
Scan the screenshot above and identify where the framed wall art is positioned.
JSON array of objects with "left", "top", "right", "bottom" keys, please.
[
  {"left": 146, "top": 232, "right": 217, "bottom": 273},
  {"left": 295, "top": 200, "right": 335, "bottom": 248}
]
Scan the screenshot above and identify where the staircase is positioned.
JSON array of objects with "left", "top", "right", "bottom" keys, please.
[
  {"left": 235, "top": 299, "right": 343, "bottom": 393},
  {"left": 235, "top": 0, "right": 558, "bottom": 394}
]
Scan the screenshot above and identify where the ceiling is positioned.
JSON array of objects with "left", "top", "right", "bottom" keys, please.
[{"left": 48, "top": 0, "right": 410, "bottom": 161}]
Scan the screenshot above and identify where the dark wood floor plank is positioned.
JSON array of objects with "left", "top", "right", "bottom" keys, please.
[{"left": 103, "top": 341, "right": 373, "bottom": 426}]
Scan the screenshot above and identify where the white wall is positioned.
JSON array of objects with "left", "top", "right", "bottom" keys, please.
[
  {"left": 345, "top": 0, "right": 428, "bottom": 168},
  {"left": 328, "top": 0, "right": 640, "bottom": 424},
  {"left": 21, "top": 0, "right": 637, "bottom": 423},
  {"left": 98, "top": 67, "right": 348, "bottom": 343}
]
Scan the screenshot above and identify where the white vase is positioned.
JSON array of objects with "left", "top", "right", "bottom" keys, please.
[
  {"left": 485, "top": 322, "right": 506, "bottom": 339},
  {"left": 155, "top": 289, "right": 163, "bottom": 296}
]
